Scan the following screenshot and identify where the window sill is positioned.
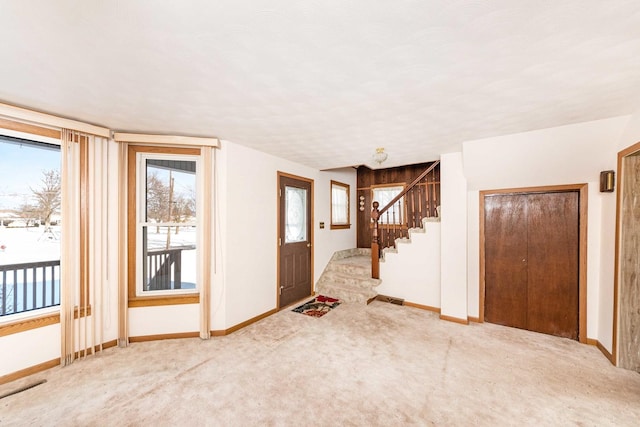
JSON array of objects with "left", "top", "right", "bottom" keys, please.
[
  {"left": 0, "top": 306, "right": 91, "bottom": 337},
  {"left": 128, "top": 294, "right": 200, "bottom": 307},
  {"left": 0, "top": 311, "right": 60, "bottom": 337},
  {"left": 330, "top": 223, "right": 351, "bottom": 230}
]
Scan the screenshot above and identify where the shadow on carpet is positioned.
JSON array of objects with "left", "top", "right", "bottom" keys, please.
[{"left": 292, "top": 295, "right": 341, "bottom": 318}]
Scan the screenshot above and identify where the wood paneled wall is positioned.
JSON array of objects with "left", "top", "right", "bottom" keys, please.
[
  {"left": 619, "top": 153, "right": 640, "bottom": 371},
  {"left": 356, "top": 162, "right": 440, "bottom": 248}
]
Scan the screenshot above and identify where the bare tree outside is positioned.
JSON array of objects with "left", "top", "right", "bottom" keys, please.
[
  {"left": 146, "top": 171, "right": 170, "bottom": 233},
  {"left": 146, "top": 168, "right": 195, "bottom": 246},
  {"left": 16, "top": 201, "right": 37, "bottom": 226},
  {"left": 31, "top": 169, "right": 61, "bottom": 230},
  {"left": 172, "top": 188, "right": 196, "bottom": 235}
]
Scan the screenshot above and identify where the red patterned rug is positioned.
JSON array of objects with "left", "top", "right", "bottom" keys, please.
[{"left": 292, "top": 295, "right": 341, "bottom": 318}]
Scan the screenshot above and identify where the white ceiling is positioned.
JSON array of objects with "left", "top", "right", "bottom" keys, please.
[{"left": 1, "top": 1, "right": 640, "bottom": 170}]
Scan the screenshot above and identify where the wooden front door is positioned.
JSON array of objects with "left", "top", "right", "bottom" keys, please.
[
  {"left": 484, "top": 191, "right": 579, "bottom": 339},
  {"left": 278, "top": 174, "right": 312, "bottom": 308}
]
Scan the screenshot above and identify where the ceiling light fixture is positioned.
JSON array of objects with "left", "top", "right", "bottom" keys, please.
[{"left": 373, "top": 147, "right": 388, "bottom": 165}]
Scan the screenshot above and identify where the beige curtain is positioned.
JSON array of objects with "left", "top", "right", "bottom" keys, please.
[
  {"left": 60, "top": 129, "right": 80, "bottom": 366},
  {"left": 199, "top": 146, "right": 214, "bottom": 339},
  {"left": 60, "top": 130, "right": 111, "bottom": 365},
  {"left": 117, "top": 142, "right": 128, "bottom": 347}
]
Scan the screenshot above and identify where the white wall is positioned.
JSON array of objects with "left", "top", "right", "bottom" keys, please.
[
  {"left": 129, "top": 305, "right": 200, "bottom": 337},
  {"left": 467, "top": 190, "right": 480, "bottom": 318},
  {"left": 216, "top": 141, "right": 357, "bottom": 330},
  {"left": 378, "top": 222, "right": 441, "bottom": 308},
  {"left": 0, "top": 323, "right": 60, "bottom": 377},
  {"left": 440, "top": 152, "right": 468, "bottom": 320},
  {"left": 462, "top": 115, "right": 629, "bottom": 348}
]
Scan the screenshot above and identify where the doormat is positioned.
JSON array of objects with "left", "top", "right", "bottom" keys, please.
[{"left": 292, "top": 295, "right": 341, "bottom": 318}]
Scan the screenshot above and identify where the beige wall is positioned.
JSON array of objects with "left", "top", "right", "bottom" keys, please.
[
  {"left": 215, "top": 140, "right": 357, "bottom": 330},
  {"left": 461, "top": 115, "right": 630, "bottom": 352}
]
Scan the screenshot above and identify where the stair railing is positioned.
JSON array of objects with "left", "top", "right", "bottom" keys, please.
[{"left": 371, "top": 160, "right": 440, "bottom": 278}]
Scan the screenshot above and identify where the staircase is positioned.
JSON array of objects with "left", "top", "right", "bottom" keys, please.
[{"left": 315, "top": 248, "right": 381, "bottom": 304}]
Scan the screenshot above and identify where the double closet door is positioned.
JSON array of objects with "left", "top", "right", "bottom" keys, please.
[{"left": 484, "top": 191, "right": 579, "bottom": 340}]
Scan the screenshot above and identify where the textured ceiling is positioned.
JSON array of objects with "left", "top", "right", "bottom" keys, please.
[{"left": 1, "top": 1, "right": 640, "bottom": 170}]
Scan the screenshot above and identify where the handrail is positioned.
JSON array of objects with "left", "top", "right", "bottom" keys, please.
[
  {"left": 371, "top": 160, "right": 440, "bottom": 278},
  {"left": 377, "top": 160, "right": 440, "bottom": 217}
]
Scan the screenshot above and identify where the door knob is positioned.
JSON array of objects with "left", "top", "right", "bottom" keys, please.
[{"left": 307, "top": 243, "right": 312, "bottom": 248}]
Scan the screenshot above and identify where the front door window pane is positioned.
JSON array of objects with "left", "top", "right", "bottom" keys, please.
[{"left": 285, "top": 186, "right": 307, "bottom": 243}]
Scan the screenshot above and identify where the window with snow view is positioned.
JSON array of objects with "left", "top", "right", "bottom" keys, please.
[
  {"left": 0, "top": 135, "right": 61, "bottom": 318},
  {"left": 136, "top": 152, "right": 199, "bottom": 296}
]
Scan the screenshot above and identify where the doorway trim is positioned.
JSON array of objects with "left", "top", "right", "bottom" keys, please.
[
  {"left": 479, "top": 183, "right": 588, "bottom": 343},
  {"left": 612, "top": 140, "right": 640, "bottom": 366},
  {"left": 276, "top": 171, "right": 314, "bottom": 310}
]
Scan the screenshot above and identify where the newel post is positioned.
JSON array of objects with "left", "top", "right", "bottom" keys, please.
[{"left": 371, "top": 201, "right": 380, "bottom": 279}]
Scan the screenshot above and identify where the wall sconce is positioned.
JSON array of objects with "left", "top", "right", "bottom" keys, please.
[
  {"left": 600, "top": 170, "right": 615, "bottom": 192},
  {"left": 372, "top": 147, "right": 388, "bottom": 165},
  {"left": 359, "top": 195, "right": 365, "bottom": 211}
]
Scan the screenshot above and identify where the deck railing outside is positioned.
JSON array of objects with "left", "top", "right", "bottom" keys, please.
[
  {"left": 0, "top": 260, "right": 61, "bottom": 316},
  {"left": 144, "top": 246, "right": 194, "bottom": 291}
]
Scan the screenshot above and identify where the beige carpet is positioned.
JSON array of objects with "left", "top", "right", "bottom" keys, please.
[{"left": 1, "top": 301, "right": 639, "bottom": 426}]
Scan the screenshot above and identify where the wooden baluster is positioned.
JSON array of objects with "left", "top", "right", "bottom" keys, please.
[
  {"left": 432, "top": 178, "right": 437, "bottom": 217},
  {"left": 396, "top": 202, "right": 400, "bottom": 240},
  {"left": 418, "top": 184, "right": 429, "bottom": 219},
  {"left": 398, "top": 201, "right": 403, "bottom": 239},
  {"left": 429, "top": 181, "right": 433, "bottom": 217},
  {"left": 371, "top": 201, "right": 380, "bottom": 279},
  {"left": 431, "top": 170, "right": 436, "bottom": 216},
  {"left": 410, "top": 188, "right": 416, "bottom": 228}
]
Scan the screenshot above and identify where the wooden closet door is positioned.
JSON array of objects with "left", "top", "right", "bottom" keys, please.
[
  {"left": 526, "top": 192, "right": 579, "bottom": 339},
  {"left": 484, "top": 194, "right": 528, "bottom": 330},
  {"left": 484, "top": 191, "right": 579, "bottom": 339}
]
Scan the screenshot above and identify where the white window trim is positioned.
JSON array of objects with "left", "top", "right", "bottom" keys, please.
[{"left": 135, "top": 152, "right": 201, "bottom": 297}]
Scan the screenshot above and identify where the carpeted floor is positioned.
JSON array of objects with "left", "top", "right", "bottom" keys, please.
[{"left": 1, "top": 301, "right": 640, "bottom": 426}]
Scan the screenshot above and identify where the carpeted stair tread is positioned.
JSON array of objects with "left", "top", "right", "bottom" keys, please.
[
  {"left": 331, "top": 255, "right": 371, "bottom": 266},
  {"left": 327, "top": 263, "right": 370, "bottom": 277},
  {"left": 320, "top": 271, "right": 380, "bottom": 288}
]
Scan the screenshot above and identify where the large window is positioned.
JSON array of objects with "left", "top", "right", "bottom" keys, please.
[
  {"left": 330, "top": 180, "right": 350, "bottom": 229},
  {"left": 371, "top": 184, "right": 404, "bottom": 225},
  {"left": 129, "top": 146, "right": 200, "bottom": 303},
  {"left": 0, "top": 135, "right": 61, "bottom": 318}
]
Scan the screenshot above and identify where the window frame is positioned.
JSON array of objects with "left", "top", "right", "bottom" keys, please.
[
  {"left": 0, "top": 133, "right": 63, "bottom": 324},
  {"left": 127, "top": 145, "right": 201, "bottom": 307},
  {"left": 330, "top": 180, "right": 351, "bottom": 230}
]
